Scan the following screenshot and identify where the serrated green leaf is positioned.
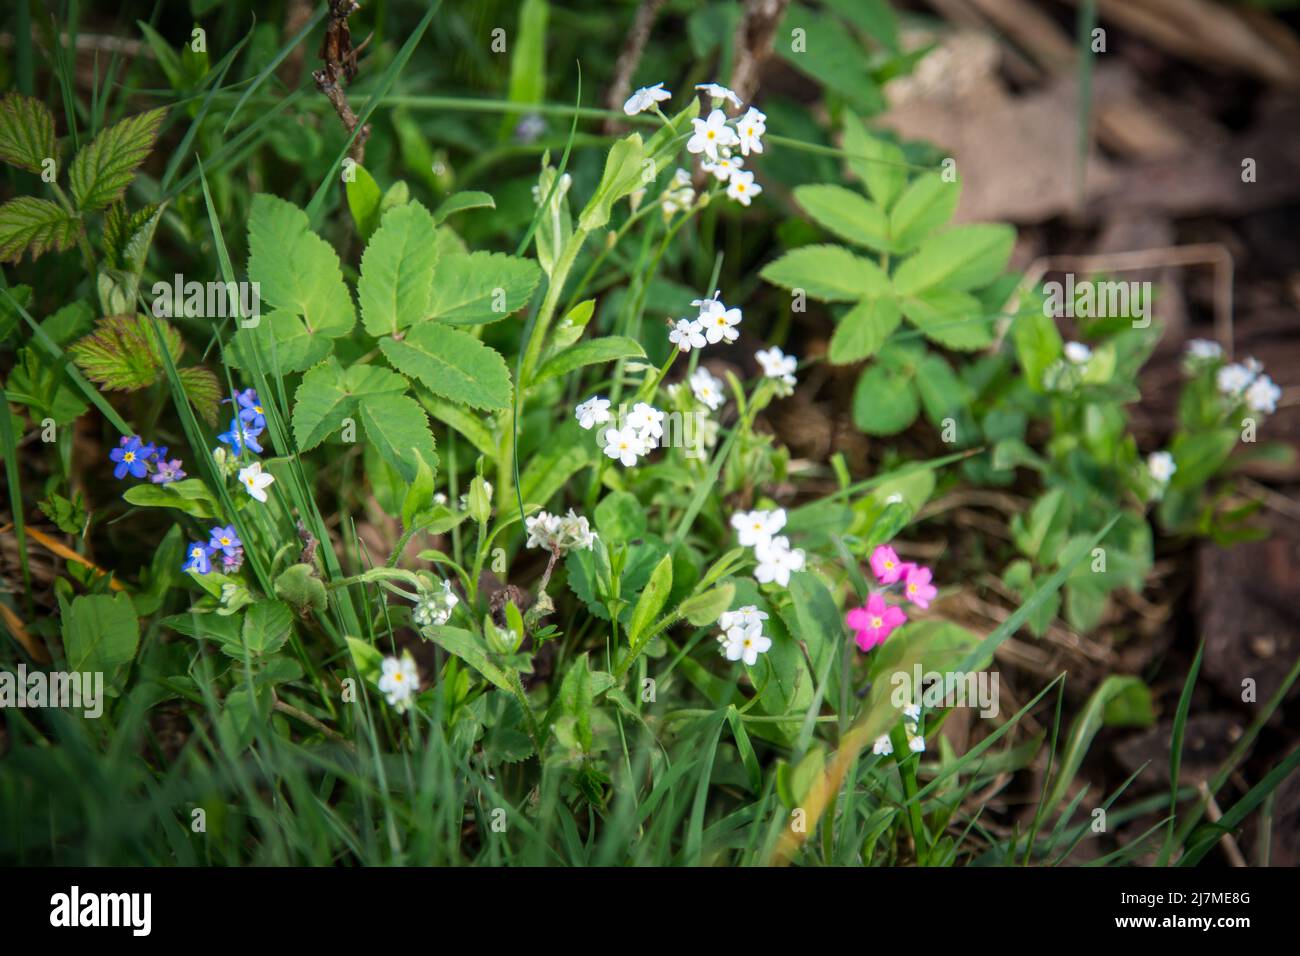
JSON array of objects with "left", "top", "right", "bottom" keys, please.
[
  {"left": 68, "top": 108, "right": 165, "bottom": 211},
  {"left": 62, "top": 593, "right": 139, "bottom": 690},
  {"left": 889, "top": 173, "right": 960, "bottom": 251},
  {"left": 760, "top": 244, "right": 889, "bottom": 302},
  {"left": 380, "top": 323, "right": 512, "bottom": 411},
  {"left": 358, "top": 201, "right": 439, "bottom": 337},
  {"left": 533, "top": 335, "right": 646, "bottom": 386},
  {"left": 247, "top": 193, "right": 354, "bottom": 336},
  {"left": 852, "top": 363, "right": 919, "bottom": 435},
  {"left": 237, "top": 600, "right": 294, "bottom": 658},
  {"left": 901, "top": 289, "right": 993, "bottom": 350},
  {"left": 228, "top": 309, "right": 333, "bottom": 375},
  {"left": 292, "top": 359, "right": 407, "bottom": 450},
  {"left": 793, "top": 184, "right": 889, "bottom": 251},
  {"left": 0, "top": 93, "right": 58, "bottom": 175},
  {"left": 0, "top": 197, "right": 82, "bottom": 263},
  {"left": 358, "top": 391, "right": 437, "bottom": 483},
  {"left": 892, "top": 224, "right": 1015, "bottom": 296},
  {"left": 828, "top": 296, "right": 901, "bottom": 364},
  {"left": 843, "top": 111, "right": 904, "bottom": 209},
  {"left": 427, "top": 251, "right": 541, "bottom": 325}
]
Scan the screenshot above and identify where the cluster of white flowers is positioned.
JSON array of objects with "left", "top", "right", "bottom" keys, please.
[
  {"left": 716, "top": 605, "right": 772, "bottom": 665},
  {"left": 1063, "top": 341, "right": 1092, "bottom": 365},
  {"left": 690, "top": 111, "right": 766, "bottom": 206},
  {"left": 378, "top": 652, "right": 419, "bottom": 713},
  {"left": 1147, "top": 450, "right": 1177, "bottom": 486},
  {"left": 669, "top": 290, "right": 745, "bottom": 356},
  {"left": 872, "top": 702, "right": 925, "bottom": 756},
  {"left": 572, "top": 397, "right": 668, "bottom": 468},
  {"left": 411, "top": 579, "right": 459, "bottom": 628},
  {"left": 755, "top": 346, "right": 798, "bottom": 394},
  {"left": 525, "top": 508, "right": 598, "bottom": 553},
  {"left": 622, "top": 82, "right": 672, "bottom": 116},
  {"left": 659, "top": 167, "right": 696, "bottom": 219},
  {"left": 730, "top": 507, "right": 806, "bottom": 588},
  {"left": 1185, "top": 339, "right": 1223, "bottom": 362},
  {"left": 689, "top": 367, "right": 725, "bottom": 411},
  {"left": 1215, "top": 356, "right": 1281, "bottom": 415},
  {"left": 624, "top": 80, "right": 765, "bottom": 208}
]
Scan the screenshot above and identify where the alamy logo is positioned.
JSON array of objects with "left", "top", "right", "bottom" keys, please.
[
  {"left": 0, "top": 665, "right": 103, "bottom": 718},
  {"left": 49, "top": 886, "right": 151, "bottom": 936},
  {"left": 890, "top": 664, "right": 1000, "bottom": 718},
  {"left": 1042, "top": 273, "right": 1151, "bottom": 328},
  {"left": 150, "top": 273, "right": 261, "bottom": 327}
]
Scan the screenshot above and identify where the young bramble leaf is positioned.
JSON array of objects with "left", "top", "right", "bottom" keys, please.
[
  {"left": 426, "top": 251, "right": 542, "bottom": 325},
  {"left": 176, "top": 365, "right": 222, "bottom": 426},
  {"left": 68, "top": 107, "right": 166, "bottom": 211},
  {"left": 0, "top": 198, "right": 82, "bottom": 262},
  {"left": 247, "top": 193, "right": 354, "bottom": 336},
  {"left": 0, "top": 93, "right": 59, "bottom": 175},
  {"left": 760, "top": 244, "right": 889, "bottom": 302},
  {"left": 68, "top": 314, "right": 182, "bottom": 390},
  {"left": 380, "top": 324, "right": 513, "bottom": 411},
  {"left": 358, "top": 201, "right": 439, "bottom": 337}
]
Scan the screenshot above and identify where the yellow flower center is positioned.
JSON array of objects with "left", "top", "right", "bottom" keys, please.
[
  {"left": 220, "top": 537, "right": 231, "bottom": 546},
  {"left": 885, "top": 560, "right": 895, "bottom": 570},
  {"left": 736, "top": 183, "right": 746, "bottom": 192},
  {"left": 908, "top": 584, "right": 916, "bottom": 594},
  {"left": 191, "top": 548, "right": 203, "bottom": 558},
  {"left": 872, "top": 617, "right": 883, "bottom": 629},
  {"left": 123, "top": 452, "right": 135, "bottom": 462},
  {"left": 393, "top": 673, "right": 403, "bottom": 682}
]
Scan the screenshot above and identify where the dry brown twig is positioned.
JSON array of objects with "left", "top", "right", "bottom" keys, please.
[
  {"left": 603, "top": 0, "right": 668, "bottom": 135},
  {"left": 728, "top": 0, "right": 792, "bottom": 103},
  {"left": 314, "top": 0, "right": 371, "bottom": 165}
]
